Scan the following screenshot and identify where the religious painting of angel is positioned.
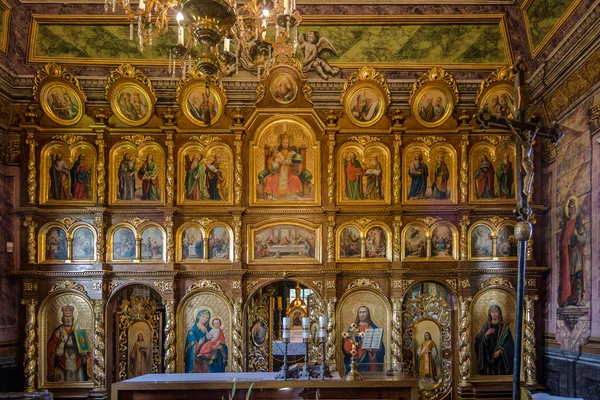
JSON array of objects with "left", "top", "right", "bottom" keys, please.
[
  {"left": 45, "top": 227, "right": 68, "bottom": 261},
  {"left": 431, "top": 225, "right": 453, "bottom": 258},
  {"left": 297, "top": 30, "right": 340, "bottom": 80},
  {"left": 112, "top": 227, "right": 136, "bottom": 261},
  {"left": 470, "top": 224, "right": 493, "bottom": 258},
  {"left": 404, "top": 225, "right": 427, "bottom": 259},
  {"left": 496, "top": 224, "right": 517, "bottom": 257}
]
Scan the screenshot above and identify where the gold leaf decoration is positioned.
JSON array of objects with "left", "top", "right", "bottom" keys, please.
[
  {"left": 52, "top": 134, "right": 86, "bottom": 145},
  {"left": 191, "top": 218, "right": 216, "bottom": 228},
  {"left": 49, "top": 280, "right": 88, "bottom": 295},
  {"left": 55, "top": 217, "right": 79, "bottom": 228},
  {"left": 347, "top": 135, "right": 381, "bottom": 146},
  {"left": 479, "top": 277, "right": 514, "bottom": 290},
  {"left": 409, "top": 66, "right": 458, "bottom": 105},
  {"left": 414, "top": 136, "right": 446, "bottom": 146},
  {"left": 475, "top": 66, "right": 514, "bottom": 105},
  {"left": 347, "top": 278, "right": 380, "bottom": 290},
  {"left": 120, "top": 134, "right": 155, "bottom": 145},
  {"left": 480, "top": 135, "right": 510, "bottom": 146},
  {"left": 341, "top": 66, "right": 390, "bottom": 103},
  {"left": 189, "top": 135, "right": 222, "bottom": 146},
  {"left": 353, "top": 217, "right": 374, "bottom": 228},
  {"left": 187, "top": 280, "right": 224, "bottom": 294},
  {"left": 417, "top": 217, "right": 441, "bottom": 227},
  {"left": 124, "top": 217, "right": 149, "bottom": 228},
  {"left": 487, "top": 216, "right": 508, "bottom": 226},
  {"left": 33, "top": 63, "right": 87, "bottom": 102},
  {"left": 106, "top": 63, "right": 157, "bottom": 101},
  {"left": 175, "top": 66, "right": 226, "bottom": 99}
]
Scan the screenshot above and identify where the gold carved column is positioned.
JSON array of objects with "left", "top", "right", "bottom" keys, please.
[
  {"left": 93, "top": 211, "right": 106, "bottom": 263},
  {"left": 391, "top": 297, "right": 403, "bottom": 372},
  {"left": 524, "top": 295, "right": 538, "bottom": 385},
  {"left": 392, "top": 134, "right": 402, "bottom": 204},
  {"left": 326, "top": 297, "right": 337, "bottom": 370},
  {"left": 326, "top": 132, "right": 336, "bottom": 205},
  {"left": 232, "top": 298, "right": 244, "bottom": 372},
  {"left": 26, "top": 132, "right": 37, "bottom": 205},
  {"left": 23, "top": 216, "right": 37, "bottom": 264},
  {"left": 233, "top": 214, "right": 243, "bottom": 263},
  {"left": 163, "top": 299, "right": 176, "bottom": 373},
  {"left": 92, "top": 298, "right": 106, "bottom": 392},
  {"left": 165, "top": 132, "right": 175, "bottom": 205},
  {"left": 163, "top": 212, "right": 174, "bottom": 263},
  {"left": 94, "top": 131, "right": 106, "bottom": 204},
  {"left": 459, "top": 133, "right": 469, "bottom": 203},
  {"left": 458, "top": 296, "right": 472, "bottom": 386},
  {"left": 21, "top": 299, "right": 38, "bottom": 392},
  {"left": 459, "top": 215, "right": 471, "bottom": 261}
]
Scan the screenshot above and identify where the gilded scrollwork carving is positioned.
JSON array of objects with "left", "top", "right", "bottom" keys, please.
[
  {"left": 106, "top": 64, "right": 157, "bottom": 101},
  {"left": 340, "top": 66, "right": 391, "bottom": 104},
  {"left": 393, "top": 134, "right": 402, "bottom": 204},
  {"left": 22, "top": 298, "right": 38, "bottom": 392},
  {"left": 153, "top": 281, "right": 173, "bottom": 294},
  {"left": 459, "top": 215, "right": 470, "bottom": 260},
  {"left": 92, "top": 299, "right": 106, "bottom": 390},
  {"left": 327, "top": 215, "right": 335, "bottom": 262},
  {"left": 527, "top": 214, "right": 537, "bottom": 260},
  {"left": 417, "top": 216, "right": 440, "bottom": 227},
  {"left": 524, "top": 295, "right": 538, "bottom": 385},
  {"left": 409, "top": 67, "right": 458, "bottom": 104},
  {"left": 232, "top": 298, "right": 244, "bottom": 372},
  {"left": 459, "top": 134, "right": 469, "bottom": 203},
  {"left": 124, "top": 217, "right": 149, "bottom": 228},
  {"left": 247, "top": 287, "right": 273, "bottom": 372},
  {"left": 326, "top": 297, "right": 337, "bottom": 369},
  {"left": 233, "top": 215, "right": 242, "bottom": 262},
  {"left": 479, "top": 277, "right": 514, "bottom": 290},
  {"left": 347, "top": 278, "right": 380, "bottom": 291},
  {"left": 165, "top": 133, "right": 175, "bottom": 205},
  {"left": 26, "top": 132, "right": 37, "bottom": 205},
  {"left": 93, "top": 215, "right": 105, "bottom": 263},
  {"left": 327, "top": 133, "right": 335, "bottom": 205},
  {"left": 458, "top": 296, "right": 472, "bottom": 386},
  {"left": 49, "top": 280, "right": 88, "bottom": 295},
  {"left": 23, "top": 216, "right": 37, "bottom": 263},
  {"left": 353, "top": 217, "right": 374, "bottom": 228},
  {"left": 164, "top": 299, "right": 176, "bottom": 373},
  {"left": 95, "top": 133, "right": 106, "bottom": 204},
  {"left": 23, "top": 282, "right": 38, "bottom": 292},
  {"left": 117, "top": 296, "right": 161, "bottom": 380},
  {"left": 480, "top": 134, "right": 509, "bottom": 146},
  {"left": 347, "top": 135, "right": 380, "bottom": 146},
  {"left": 189, "top": 135, "right": 223, "bottom": 145},
  {"left": 414, "top": 136, "right": 446, "bottom": 146},
  {"left": 403, "top": 294, "right": 452, "bottom": 398},
  {"left": 120, "top": 134, "right": 155, "bottom": 145},
  {"left": 164, "top": 214, "right": 174, "bottom": 262},
  {"left": 475, "top": 66, "right": 514, "bottom": 105},
  {"left": 445, "top": 279, "right": 457, "bottom": 292},
  {"left": 187, "top": 280, "right": 223, "bottom": 294},
  {"left": 33, "top": 63, "right": 87, "bottom": 101},
  {"left": 392, "top": 216, "right": 402, "bottom": 261},
  {"left": 391, "top": 297, "right": 403, "bottom": 372},
  {"left": 234, "top": 133, "right": 243, "bottom": 205}
]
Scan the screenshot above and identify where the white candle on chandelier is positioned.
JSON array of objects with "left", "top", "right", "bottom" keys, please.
[
  {"left": 283, "top": 0, "right": 290, "bottom": 14},
  {"left": 176, "top": 12, "right": 184, "bottom": 44},
  {"left": 138, "top": 0, "right": 145, "bottom": 11},
  {"left": 302, "top": 317, "right": 310, "bottom": 329},
  {"left": 224, "top": 37, "right": 231, "bottom": 52},
  {"left": 282, "top": 317, "right": 291, "bottom": 329}
]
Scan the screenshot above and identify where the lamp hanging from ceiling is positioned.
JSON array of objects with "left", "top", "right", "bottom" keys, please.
[{"left": 107, "top": 0, "right": 302, "bottom": 77}]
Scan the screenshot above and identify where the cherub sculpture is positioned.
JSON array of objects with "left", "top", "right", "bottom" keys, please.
[{"left": 298, "top": 31, "right": 340, "bottom": 80}]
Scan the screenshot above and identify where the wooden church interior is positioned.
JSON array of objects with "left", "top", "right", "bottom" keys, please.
[{"left": 0, "top": 0, "right": 598, "bottom": 398}]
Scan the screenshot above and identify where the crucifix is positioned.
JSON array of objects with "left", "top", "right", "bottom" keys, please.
[
  {"left": 342, "top": 323, "right": 365, "bottom": 381},
  {"left": 475, "top": 57, "right": 563, "bottom": 400}
]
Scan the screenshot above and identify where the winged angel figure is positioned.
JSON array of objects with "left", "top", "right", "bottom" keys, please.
[{"left": 298, "top": 31, "right": 340, "bottom": 80}]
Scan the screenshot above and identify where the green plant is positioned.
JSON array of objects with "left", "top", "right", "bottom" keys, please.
[{"left": 222, "top": 379, "right": 254, "bottom": 400}]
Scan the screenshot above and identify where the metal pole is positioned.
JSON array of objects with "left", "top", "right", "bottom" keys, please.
[{"left": 513, "top": 239, "right": 527, "bottom": 398}]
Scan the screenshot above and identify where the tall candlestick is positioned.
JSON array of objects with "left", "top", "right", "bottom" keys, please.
[{"left": 319, "top": 315, "right": 327, "bottom": 328}]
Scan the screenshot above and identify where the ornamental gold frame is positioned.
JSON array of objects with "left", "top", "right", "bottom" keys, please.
[
  {"left": 27, "top": 15, "right": 513, "bottom": 69},
  {"left": 38, "top": 221, "right": 98, "bottom": 263},
  {"left": 175, "top": 288, "right": 234, "bottom": 373},
  {"left": 0, "top": 0, "right": 11, "bottom": 54},
  {"left": 402, "top": 142, "right": 459, "bottom": 205},
  {"left": 247, "top": 218, "right": 322, "bottom": 265},
  {"left": 469, "top": 141, "right": 517, "bottom": 204},
  {"left": 336, "top": 141, "right": 392, "bottom": 205},
  {"left": 106, "top": 221, "right": 167, "bottom": 263},
  {"left": 38, "top": 289, "right": 95, "bottom": 390},
  {"left": 108, "top": 140, "right": 166, "bottom": 206},
  {"left": 39, "top": 140, "right": 97, "bottom": 205},
  {"left": 175, "top": 221, "right": 234, "bottom": 263},
  {"left": 249, "top": 115, "right": 321, "bottom": 207},
  {"left": 521, "top": 0, "right": 585, "bottom": 59},
  {"left": 400, "top": 221, "right": 459, "bottom": 261},
  {"left": 468, "top": 220, "right": 518, "bottom": 261},
  {"left": 335, "top": 220, "right": 393, "bottom": 262},
  {"left": 176, "top": 141, "right": 234, "bottom": 206},
  {"left": 336, "top": 286, "right": 392, "bottom": 377}
]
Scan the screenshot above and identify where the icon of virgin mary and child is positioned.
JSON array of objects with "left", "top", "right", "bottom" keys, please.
[{"left": 184, "top": 309, "right": 228, "bottom": 373}]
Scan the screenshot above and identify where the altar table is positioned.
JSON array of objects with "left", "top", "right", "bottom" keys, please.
[{"left": 111, "top": 372, "right": 418, "bottom": 400}]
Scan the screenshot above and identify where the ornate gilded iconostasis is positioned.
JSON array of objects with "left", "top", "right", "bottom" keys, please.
[{"left": 16, "top": 50, "right": 546, "bottom": 400}]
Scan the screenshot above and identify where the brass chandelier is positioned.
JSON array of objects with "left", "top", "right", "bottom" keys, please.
[{"left": 107, "top": 0, "right": 301, "bottom": 77}]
